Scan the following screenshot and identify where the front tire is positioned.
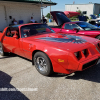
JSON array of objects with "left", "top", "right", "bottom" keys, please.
[
  {"left": 33, "top": 52, "right": 53, "bottom": 76},
  {"left": 0, "top": 42, "right": 6, "bottom": 56}
]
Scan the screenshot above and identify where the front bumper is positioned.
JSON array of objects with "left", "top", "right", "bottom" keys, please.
[{"left": 78, "top": 55, "right": 99, "bottom": 71}]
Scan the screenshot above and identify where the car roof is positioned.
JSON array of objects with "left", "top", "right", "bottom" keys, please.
[
  {"left": 10, "top": 23, "right": 41, "bottom": 28},
  {"left": 19, "top": 23, "right": 41, "bottom": 27}
]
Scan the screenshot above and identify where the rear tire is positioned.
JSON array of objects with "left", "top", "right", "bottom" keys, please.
[
  {"left": 96, "top": 35, "right": 100, "bottom": 40},
  {"left": 33, "top": 52, "right": 53, "bottom": 76},
  {"left": 0, "top": 42, "right": 6, "bottom": 56}
]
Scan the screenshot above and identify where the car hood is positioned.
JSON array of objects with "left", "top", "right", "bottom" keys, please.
[
  {"left": 50, "top": 11, "right": 71, "bottom": 26},
  {"left": 24, "top": 33, "right": 99, "bottom": 52},
  {"left": 64, "top": 11, "right": 80, "bottom": 18}
]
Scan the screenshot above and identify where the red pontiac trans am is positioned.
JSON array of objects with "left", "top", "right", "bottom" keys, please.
[
  {"left": 0, "top": 23, "right": 100, "bottom": 76},
  {"left": 51, "top": 11, "right": 100, "bottom": 40}
]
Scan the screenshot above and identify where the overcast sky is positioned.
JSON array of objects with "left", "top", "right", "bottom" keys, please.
[{"left": 43, "top": 0, "right": 100, "bottom": 16}]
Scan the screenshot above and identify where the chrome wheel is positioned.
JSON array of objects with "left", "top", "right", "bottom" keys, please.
[
  {"left": 33, "top": 52, "right": 53, "bottom": 76},
  {"left": 35, "top": 57, "right": 47, "bottom": 72}
]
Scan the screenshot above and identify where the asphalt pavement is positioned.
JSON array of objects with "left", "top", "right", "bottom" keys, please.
[{"left": 0, "top": 53, "right": 100, "bottom": 100}]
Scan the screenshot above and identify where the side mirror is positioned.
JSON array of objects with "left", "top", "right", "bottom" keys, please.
[
  {"left": 13, "top": 34, "right": 18, "bottom": 39},
  {"left": 73, "top": 28, "right": 79, "bottom": 33}
]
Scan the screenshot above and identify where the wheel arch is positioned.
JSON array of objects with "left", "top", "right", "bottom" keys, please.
[{"left": 32, "top": 50, "right": 52, "bottom": 66}]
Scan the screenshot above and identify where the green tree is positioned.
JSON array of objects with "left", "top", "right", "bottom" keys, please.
[
  {"left": 45, "top": 13, "right": 50, "bottom": 18},
  {"left": 76, "top": 10, "right": 83, "bottom": 16},
  {"left": 70, "top": 10, "right": 82, "bottom": 19}
]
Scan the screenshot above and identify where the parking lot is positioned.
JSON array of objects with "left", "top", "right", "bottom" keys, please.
[{"left": 0, "top": 54, "right": 100, "bottom": 100}]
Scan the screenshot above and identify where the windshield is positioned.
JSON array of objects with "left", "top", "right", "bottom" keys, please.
[
  {"left": 21, "top": 24, "right": 55, "bottom": 38},
  {"left": 77, "top": 22, "right": 98, "bottom": 30}
]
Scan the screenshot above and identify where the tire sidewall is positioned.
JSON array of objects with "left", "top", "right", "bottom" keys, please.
[
  {"left": 33, "top": 52, "right": 53, "bottom": 76},
  {"left": 0, "top": 42, "right": 5, "bottom": 56}
]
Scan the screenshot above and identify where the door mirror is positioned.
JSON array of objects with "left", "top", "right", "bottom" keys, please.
[{"left": 73, "top": 28, "right": 79, "bottom": 33}]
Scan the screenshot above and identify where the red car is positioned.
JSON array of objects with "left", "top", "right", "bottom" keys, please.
[
  {"left": 0, "top": 23, "right": 100, "bottom": 76},
  {"left": 51, "top": 11, "right": 100, "bottom": 40}
]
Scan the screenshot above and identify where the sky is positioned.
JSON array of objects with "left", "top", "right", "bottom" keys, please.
[{"left": 43, "top": 0, "right": 100, "bottom": 16}]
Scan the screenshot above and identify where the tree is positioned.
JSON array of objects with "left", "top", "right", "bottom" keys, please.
[
  {"left": 76, "top": 10, "right": 83, "bottom": 16},
  {"left": 71, "top": 10, "right": 82, "bottom": 19},
  {"left": 45, "top": 13, "right": 50, "bottom": 18}
]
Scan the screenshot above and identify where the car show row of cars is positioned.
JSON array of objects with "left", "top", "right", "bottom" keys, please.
[{"left": 0, "top": 11, "right": 100, "bottom": 76}]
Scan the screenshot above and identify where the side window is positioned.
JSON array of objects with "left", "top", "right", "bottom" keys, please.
[
  {"left": 6, "top": 28, "right": 11, "bottom": 37},
  {"left": 65, "top": 24, "right": 82, "bottom": 30},
  {"left": 21, "top": 27, "right": 30, "bottom": 38},
  {"left": 71, "top": 24, "right": 82, "bottom": 30},
  {"left": 6, "top": 28, "right": 19, "bottom": 38},
  {"left": 71, "top": 24, "right": 81, "bottom": 30},
  {"left": 64, "top": 24, "right": 73, "bottom": 30}
]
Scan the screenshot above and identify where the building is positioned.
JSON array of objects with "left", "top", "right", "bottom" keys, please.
[
  {"left": 65, "top": 3, "right": 100, "bottom": 17},
  {"left": 0, "top": 0, "right": 56, "bottom": 31}
]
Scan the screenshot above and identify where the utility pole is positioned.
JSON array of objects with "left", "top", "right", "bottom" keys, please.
[
  {"left": 41, "top": 0, "right": 43, "bottom": 23},
  {"left": 50, "top": 0, "right": 51, "bottom": 19}
]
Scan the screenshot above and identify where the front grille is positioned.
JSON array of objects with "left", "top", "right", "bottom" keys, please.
[
  {"left": 82, "top": 59, "right": 98, "bottom": 70},
  {"left": 82, "top": 49, "right": 89, "bottom": 57}
]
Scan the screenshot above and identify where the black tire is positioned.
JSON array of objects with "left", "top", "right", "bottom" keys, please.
[
  {"left": 96, "top": 35, "right": 100, "bottom": 40},
  {"left": 0, "top": 42, "right": 6, "bottom": 56},
  {"left": 33, "top": 52, "right": 53, "bottom": 76}
]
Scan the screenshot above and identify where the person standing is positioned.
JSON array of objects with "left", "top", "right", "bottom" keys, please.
[{"left": 43, "top": 16, "right": 47, "bottom": 24}]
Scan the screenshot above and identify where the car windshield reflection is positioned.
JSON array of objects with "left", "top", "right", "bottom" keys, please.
[
  {"left": 77, "top": 22, "right": 98, "bottom": 30},
  {"left": 21, "top": 24, "right": 55, "bottom": 38}
]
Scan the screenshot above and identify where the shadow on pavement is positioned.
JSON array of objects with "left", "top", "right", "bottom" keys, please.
[
  {"left": 65, "top": 63, "right": 100, "bottom": 83},
  {"left": 51, "top": 63, "right": 100, "bottom": 83},
  {"left": 0, "top": 71, "right": 29, "bottom": 100},
  {"left": 0, "top": 53, "right": 31, "bottom": 62},
  {"left": 0, "top": 53, "right": 16, "bottom": 59}
]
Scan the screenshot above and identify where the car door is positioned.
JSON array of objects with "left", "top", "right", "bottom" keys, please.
[{"left": 3, "top": 27, "right": 25, "bottom": 57}]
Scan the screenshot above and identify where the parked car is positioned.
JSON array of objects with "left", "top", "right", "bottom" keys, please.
[
  {"left": 0, "top": 23, "right": 100, "bottom": 76},
  {"left": 89, "top": 19, "right": 100, "bottom": 27},
  {"left": 51, "top": 11, "right": 100, "bottom": 40},
  {"left": 89, "top": 15, "right": 100, "bottom": 27}
]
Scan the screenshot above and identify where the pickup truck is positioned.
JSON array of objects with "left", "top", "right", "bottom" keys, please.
[{"left": 0, "top": 23, "right": 100, "bottom": 76}]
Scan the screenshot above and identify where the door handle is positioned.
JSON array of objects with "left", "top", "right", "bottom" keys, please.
[{"left": 3, "top": 39, "right": 6, "bottom": 40}]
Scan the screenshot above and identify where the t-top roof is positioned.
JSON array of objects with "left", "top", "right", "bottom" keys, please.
[{"left": 1, "top": 0, "right": 57, "bottom": 5}]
